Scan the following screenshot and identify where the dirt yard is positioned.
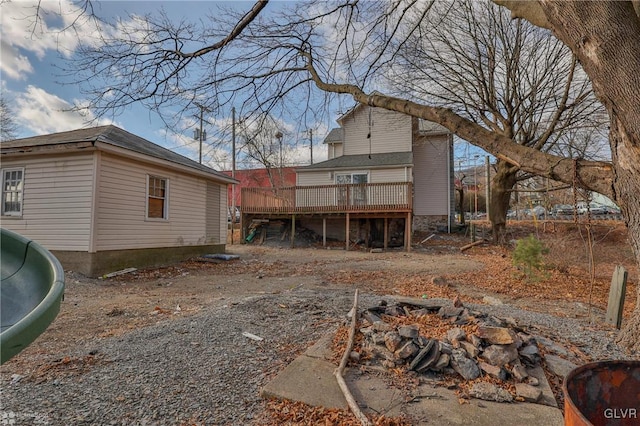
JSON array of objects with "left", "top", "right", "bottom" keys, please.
[
  {"left": 7, "top": 220, "right": 637, "bottom": 366},
  {"left": 2, "top": 220, "right": 637, "bottom": 424}
]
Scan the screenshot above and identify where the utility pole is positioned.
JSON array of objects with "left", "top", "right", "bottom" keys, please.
[
  {"left": 309, "top": 128, "right": 313, "bottom": 165},
  {"left": 231, "top": 107, "right": 237, "bottom": 244},
  {"left": 194, "top": 103, "right": 210, "bottom": 164}
]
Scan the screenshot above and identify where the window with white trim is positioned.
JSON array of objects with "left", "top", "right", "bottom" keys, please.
[
  {"left": 147, "top": 176, "right": 168, "bottom": 219},
  {"left": 2, "top": 168, "right": 24, "bottom": 216},
  {"left": 335, "top": 172, "right": 368, "bottom": 205}
]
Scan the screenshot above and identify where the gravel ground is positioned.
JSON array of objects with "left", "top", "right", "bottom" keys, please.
[
  {"left": 0, "top": 288, "right": 376, "bottom": 426},
  {"left": 2, "top": 285, "right": 634, "bottom": 426}
]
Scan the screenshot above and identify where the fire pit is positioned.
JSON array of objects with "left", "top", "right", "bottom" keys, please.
[{"left": 563, "top": 360, "right": 640, "bottom": 426}]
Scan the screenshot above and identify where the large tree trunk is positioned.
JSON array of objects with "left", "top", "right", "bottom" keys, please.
[
  {"left": 538, "top": 0, "right": 640, "bottom": 357},
  {"left": 490, "top": 159, "right": 518, "bottom": 244},
  {"left": 610, "top": 117, "right": 640, "bottom": 354}
]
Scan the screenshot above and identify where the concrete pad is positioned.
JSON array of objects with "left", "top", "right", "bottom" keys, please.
[
  {"left": 346, "top": 373, "right": 563, "bottom": 425},
  {"left": 527, "top": 365, "right": 558, "bottom": 407},
  {"left": 262, "top": 333, "right": 564, "bottom": 425},
  {"left": 260, "top": 355, "right": 347, "bottom": 409}
]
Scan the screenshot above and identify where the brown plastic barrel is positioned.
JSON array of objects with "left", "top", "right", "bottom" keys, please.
[{"left": 563, "top": 360, "right": 640, "bottom": 426}]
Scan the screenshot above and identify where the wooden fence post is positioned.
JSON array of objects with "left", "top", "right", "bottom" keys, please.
[{"left": 605, "top": 265, "right": 628, "bottom": 329}]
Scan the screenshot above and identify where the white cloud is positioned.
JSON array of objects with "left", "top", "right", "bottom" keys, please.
[
  {"left": 15, "top": 85, "right": 112, "bottom": 135},
  {"left": 0, "top": 40, "right": 33, "bottom": 80},
  {"left": 0, "top": 0, "right": 116, "bottom": 80}
]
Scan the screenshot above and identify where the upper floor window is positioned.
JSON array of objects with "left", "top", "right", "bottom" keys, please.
[
  {"left": 2, "top": 168, "right": 24, "bottom": 216},
  {"left": 147, "top": 175, "right": 168, "bottom": 219}
]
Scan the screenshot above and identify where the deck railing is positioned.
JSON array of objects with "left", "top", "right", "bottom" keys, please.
[{"left": 241, "top": 182, "right": 412, "bottom": 214}]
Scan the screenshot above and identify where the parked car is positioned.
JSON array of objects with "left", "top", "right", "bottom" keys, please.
[
  {"left": 552, "top": 204, "right": 574, "bottom": 217},
  {"left": 531, "top": 205, "right": 546, "bottom": 219}
]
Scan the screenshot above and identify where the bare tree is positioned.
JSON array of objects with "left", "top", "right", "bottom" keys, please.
[
  {"left": 386, "top": 0, "right": 603, "bottom": 242},
  {"left": 0, "top": 97, "right": 18, "bottom": 142},
  {"left": 54, "top": 0, "right": 640, "bottom": 351}
]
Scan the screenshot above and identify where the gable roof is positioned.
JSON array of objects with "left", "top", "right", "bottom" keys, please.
[
  {"left": 297, "top": 152, "right": 413, "bottom": 171},
  {"left": 1, "top": 125, "right": 235, "bottom": 183},
  {"left": 323, "top": 128, "right": 343, "bottom": 144}
]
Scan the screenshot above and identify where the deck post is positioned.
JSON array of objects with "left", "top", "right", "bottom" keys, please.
[
  {"left": 345, "top": 213, "right": 350, "bottom": 251},
  {"left": 290, "top": 214, "right": 296, "bottom": 248},
  {"left": 323, "top": 218, "right": 327, "bottom": 247},
  {"left": 405, "top": 212, "right": 412, "bottom": 252},
  {"left": 384, "top": 217, "right": 389, "bottom": 250}
]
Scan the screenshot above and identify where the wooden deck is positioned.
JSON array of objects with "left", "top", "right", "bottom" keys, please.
[
  {"left": 240, "top": 182, "right": 413, "bottom": 251},
  {"left": 241, "top": 182, "right": 412, "bottom": 214}
]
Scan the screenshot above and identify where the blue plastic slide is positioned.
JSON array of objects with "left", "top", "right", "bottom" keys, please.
[{"left": 1, "top": 228, "right": 65, "bottom": 364}]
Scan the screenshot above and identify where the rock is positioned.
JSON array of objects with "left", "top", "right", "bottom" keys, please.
[
  {"left": 414, "top": 335, "right": 429, "bottom": 347},
  {"left": 395, "top": 341, "right": 419, "bottom": 359},
  {"left": 460, "top": 340, "right": 480, "bottom": 358},
  {"left": 372, "top": 321, "right": 393, "bottom": 332},
  {"left": 409, "top": 339, "right": 435, "bottom": 370},
  {"left": 398, "top": 324, "right": 420, "bottom": 339},
  {"left": 359, "top": 326, "right": 374, "bottom": 337},
  {"left": 519, "top": 344, "right": 541, "bottom": 365},
  {"left": 431, "top": 276, "right": 448, "bottom": 286},
  {"left": 371, "top": 332, "right": 386, "bottom": 345},
  {"left": 515, "top": 383, "right": 542, "bottom": 402},
  {"left": 544, "top": 354, "right": 577, "bottom": 378},
  {"left": 512, "top": 364, "right": 529, "bottom": 381},
  {"left": 517, "top": 332, "right": 535, "bottom": 346},
  {"left": 450, "top": 349, "right": 480, "bottom": 380},
  {"left": 476, "top": 326, "right": 517, "bottom": 345},
  {"left": 369, "top": 345, "right": 395, "bottom": 362},
  {"left": 433, "top": 353, "right": 450, "bottom": 371},
  {"left": 526, "top": 376, "right": 540, "bottom": 386},
  {"left": 349, "top": 351, "right": 361, "bottom": 362},
  {"left": 363, "top": 310, "right": 382, "bottom": 325},
  {"left": 439, "top": 341, "right": 453, "bottom": 355},
  {"left": 468, "top": 334, "right": 482, "bottom": 347},
  {"left": 438, "top": 306, "right": 463, "bottom": 319},
  {"left": 482, "top": 295, "right": 503, "bottom": 305},
  {"left": 478, "top": 361, "right": 508, "bottom": 381},
  {"left": 384, "top": 305, "right": 405, "bottom": 317},
  {"left": 384, "top": 331, "right": 403, "bottom": 352},
  {"left": 535, "top": 336, "right": 570, "bottom": 357},
  {"left": 469, "top": 382, "right": 513, "bottom": 403},
  {"left": 446, "top": 327, "right": 466, "bottom": 342},
  {"left": 482, "top": 344, "right": 519, "bottom": 367},
  {"left": 416, "top": 341, "right": 441, "bottom": 372},
  {"left": 411, "top": 308, "right": 432, "bottom": 317}
]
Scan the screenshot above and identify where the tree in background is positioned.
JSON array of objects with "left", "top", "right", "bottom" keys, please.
[
  {"left": 388, "top": 0, "right": 603, "bottom": 242},
  {"left": 0, "top": 97, "right": 18, "bottom": 142}
]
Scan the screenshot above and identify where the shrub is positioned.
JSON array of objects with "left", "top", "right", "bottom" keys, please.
[{"left": 512, "top": 234, "right": 549, "bottom": 281}]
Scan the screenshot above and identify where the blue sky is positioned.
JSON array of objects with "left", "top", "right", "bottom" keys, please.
[{"left": 1, "top": 0, "right": 486, "bottom": 170}]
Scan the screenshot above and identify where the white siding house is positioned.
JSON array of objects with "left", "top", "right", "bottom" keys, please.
[
  {"left": 1, "top": 125, "right": 235, "bottom": 276},
  {"left": 297, "top": 105, "right": 454, "bottom": 232}
]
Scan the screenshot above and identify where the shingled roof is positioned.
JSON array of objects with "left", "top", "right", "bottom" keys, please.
[
  {"left": 297, "top": 151, "right": 413, "bottom": 171},
  {"left": 1, "top": 125, "right": 235, "bottom": 183}
]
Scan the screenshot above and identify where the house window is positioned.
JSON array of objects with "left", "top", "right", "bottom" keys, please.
[
  {"left": 2, "top": 168, "right": 24, "bottom": 216},
  {"left": 336, "top": 172, "right": 368, "bottom": 205},
  {"left": 147, "top": 176, "right": 168, "bottom": 219}
]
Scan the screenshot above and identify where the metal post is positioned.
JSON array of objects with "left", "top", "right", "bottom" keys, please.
[
  {"left": 309, "top": 128, "right": 313, "bottom": 165},
  {"left": 485, "top": 155, "right": 491, "bottom": 220},
  {"left": 231, "top": 107, "right": 236, "bottom": 244}
]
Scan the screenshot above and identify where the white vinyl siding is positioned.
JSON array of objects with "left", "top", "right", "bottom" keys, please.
[
  {"left": 341, "top": 108, "right": 412, "bottom": 156},
  {"left": 0, "top": 154, "right": 94, "bottom": 251},
  {"left": 205, "top": 181, "right": 223, "bottom": 244},
  {"left": 413, "top": 135, "right": 450, "bottom": 215},
  {"left": 297, "top": 170, "right": 333, "bottom": 186},
  {"left": 95, "top": 154, "right": 213, "bottom": 250},
  {"left": 369, "top": 168, "right": 410, "bottom": 183},
  {"left": 328, "top": 143, "right": 343, "bottom": 159}
]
